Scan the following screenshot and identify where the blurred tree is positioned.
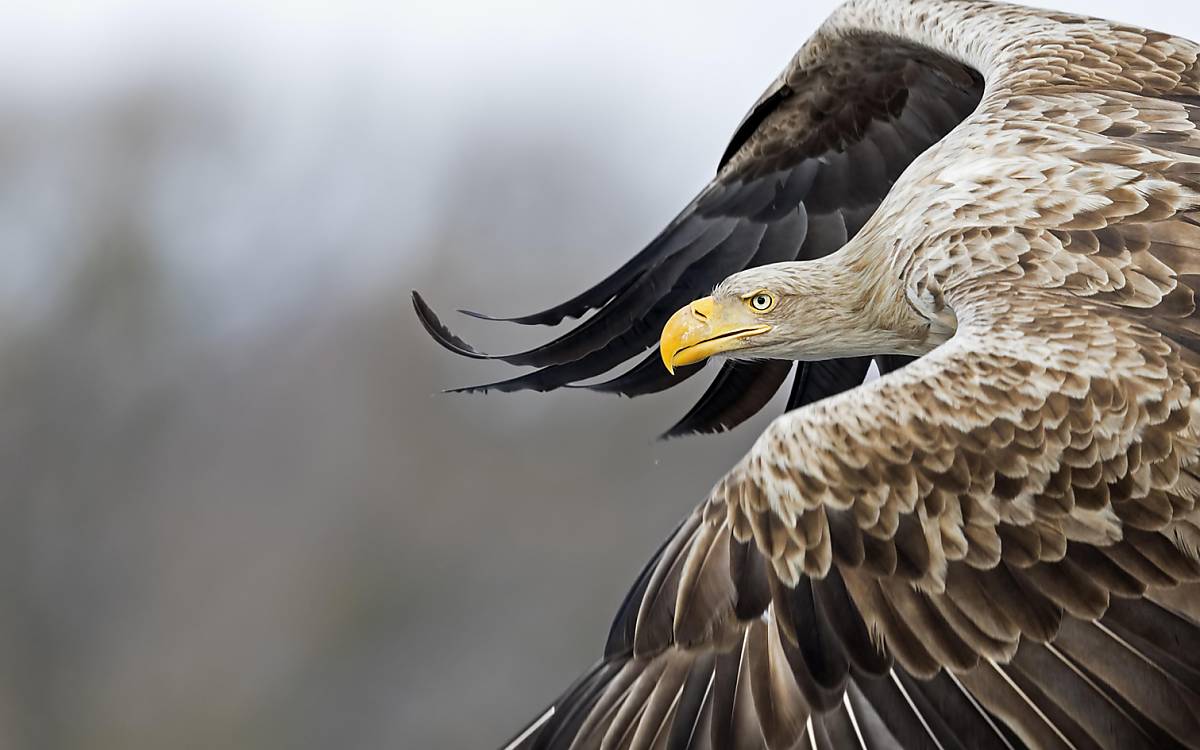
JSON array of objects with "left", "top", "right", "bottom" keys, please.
[{"left": 0, "top": 84, "right": 187, "bottom": 747}]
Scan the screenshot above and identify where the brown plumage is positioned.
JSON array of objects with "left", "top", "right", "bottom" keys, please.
[{"left": 420, "top": 1, "right": 1200, "bottom": 748}]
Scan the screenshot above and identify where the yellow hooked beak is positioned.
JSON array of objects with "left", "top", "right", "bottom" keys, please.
[{"left": 659, "top": 296, "right": 772, "bottom": 374}]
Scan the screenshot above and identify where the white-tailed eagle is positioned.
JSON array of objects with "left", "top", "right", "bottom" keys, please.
[{"left": 416, "top": 1, "right": 1200, "bottom": 747}]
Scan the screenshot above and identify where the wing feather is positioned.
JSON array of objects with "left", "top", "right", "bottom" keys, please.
[{"left": 418, "top": 30, "right": 984, "bottom": 433}]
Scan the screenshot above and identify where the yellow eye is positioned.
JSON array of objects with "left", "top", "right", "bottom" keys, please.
[{"left": 748, "top": 292, "right": 774, "bottom": 312}]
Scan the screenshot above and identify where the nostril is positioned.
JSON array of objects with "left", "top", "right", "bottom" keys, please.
[{"left": 690, "top": 302, "right": 708, "bottom": 321}]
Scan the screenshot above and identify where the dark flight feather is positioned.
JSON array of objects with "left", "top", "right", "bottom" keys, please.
[{"left": 417, "top": 37, "right": 983, "bottom": 432}]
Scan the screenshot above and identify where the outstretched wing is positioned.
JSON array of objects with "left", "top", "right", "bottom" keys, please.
[
  {"left": 506, "top": 292, "right": 1200, "bottom": 750},
  {"left": 413, "top": 27, "right": 982, "bottom": 435},
  {"left": 503, "top": 3, "right": 1200, "bottom": 749}
]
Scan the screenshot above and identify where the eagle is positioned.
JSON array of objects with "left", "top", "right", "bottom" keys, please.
[{"left": 414, "top": 1, "right": 1200, "bottom": 747}]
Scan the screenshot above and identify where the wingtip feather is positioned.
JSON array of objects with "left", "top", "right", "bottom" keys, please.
[{"left": 411, "top": 290, "right": 491, "bottom": 360}]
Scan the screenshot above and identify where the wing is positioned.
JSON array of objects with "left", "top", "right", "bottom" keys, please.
[
  {"left": 504, "top": 294, "right": 1200, "bottom": 750},
  {"left": 413, "top": 24, "right": 983, "bottom": 436},
  {"left": 503, "top": 3, "right": 1200, "bottom": 749}
]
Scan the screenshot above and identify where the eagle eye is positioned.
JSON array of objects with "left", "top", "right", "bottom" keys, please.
[{"left": 748, "top": 292, "right": 775, "bottom": 312}]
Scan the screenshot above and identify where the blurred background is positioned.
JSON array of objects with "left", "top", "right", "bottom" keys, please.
[{"left": 1, "top": 1, "right": 1196, "bottom": 747}]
